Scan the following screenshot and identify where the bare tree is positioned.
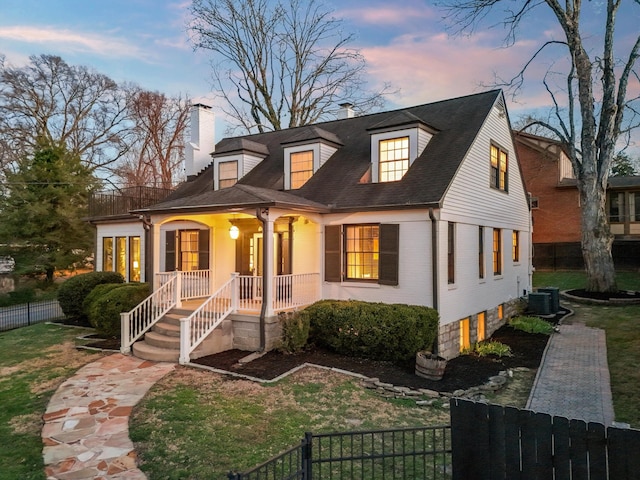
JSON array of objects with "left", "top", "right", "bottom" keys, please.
[
  {"left": 0, "top": 54, "right": 134, "bottom": 175},
  {"left": 114, "top": 90, "right": 190, "bottom": 188},
  {"left": 189, "top": 0, "right": 392, "bottom": 133},
  {"left": 442, "top": 0, "right": 640, "bottom": 292}
]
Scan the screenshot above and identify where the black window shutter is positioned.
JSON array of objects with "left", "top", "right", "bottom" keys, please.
[
  {"left": 324, "top": 225, "right": 341, "bottom": 282},
  {"left": 379, "top": 224, "right": 399, "bottom": 286},
  {"left": 198, "top": 229, "right": 210, "bottom": 270},
  {"left": 165, "top": 231, "right": 176, "bottom": 271}
]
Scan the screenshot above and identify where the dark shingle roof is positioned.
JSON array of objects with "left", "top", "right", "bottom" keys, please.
[{"left": 144, "top": 90, "right": 502, "bottom": 214}]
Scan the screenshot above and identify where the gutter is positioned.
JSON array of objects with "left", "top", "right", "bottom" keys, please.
[
  {"left": 255, "top": 207, "right": 268, "bottom": 352},
  {"left": 429, "top": 208, "right": 439, "bottom": 355}
]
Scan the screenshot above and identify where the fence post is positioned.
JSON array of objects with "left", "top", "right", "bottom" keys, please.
[
  {"left": 302, "top": 432, "right": 313, "bottom": 479},
  {"left": 27, "top": 302, "right": 31, "bottom": 326},
  {"left": 231, "top": 272, "right": 239, "bottom": 313}
]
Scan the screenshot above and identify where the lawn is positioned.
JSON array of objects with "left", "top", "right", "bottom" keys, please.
[{"left": 0, "top": 323, "right": 103, "bottom": 480}]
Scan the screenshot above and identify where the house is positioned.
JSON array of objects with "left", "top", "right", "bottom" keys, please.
[
  {"left": 514, "top": 131, "right": 640, "bottom": 270},
  {"left": 90, "top": 90, "right": 532, "bottom": 363}
]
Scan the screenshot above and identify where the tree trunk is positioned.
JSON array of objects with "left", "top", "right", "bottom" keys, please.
[{"left": 579, "top": 179, "right": 617, "bottom": 292}]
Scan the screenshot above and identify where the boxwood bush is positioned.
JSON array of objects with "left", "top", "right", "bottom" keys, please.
[
  {"left": 305, "top": 300, "right": 439, "bottom": 365},
  {"left": 87, "top": 283, "right": 150, "bottom": 337},
  {"left": 82, "top": 283, "right": 131, "bottom": 318},
  {"left": 57, "top": 271, "right": 124, "bottom": 323}
]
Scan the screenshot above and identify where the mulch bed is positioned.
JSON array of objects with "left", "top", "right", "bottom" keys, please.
[
  {"left": 566, "top": 289, "right": 640, "bottom": 301},
  {"left": 85, "top": 308, "right": 572, "bottom": 393},
  {"left": 192, "top": 325, "right": 550, "bottom": 393}
]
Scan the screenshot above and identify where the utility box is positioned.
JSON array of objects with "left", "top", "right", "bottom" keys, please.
[
  {"left": 537, "top": 287, "right": 560, "bottom": 313},
  {"left": 528, "top": 292, "right": 551, "bottom": 315}
]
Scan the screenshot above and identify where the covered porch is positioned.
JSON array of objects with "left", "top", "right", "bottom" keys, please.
[{"left": 123, "top": 194, "right": 327, "bottom": 363}]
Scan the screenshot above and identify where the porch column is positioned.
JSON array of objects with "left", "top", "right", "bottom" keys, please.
[
  {"left": 262, "top": 210, "right": 275, "bottom": 318},
  {"left": 152, "top": 223, "right": 161, "bottom": 291}
]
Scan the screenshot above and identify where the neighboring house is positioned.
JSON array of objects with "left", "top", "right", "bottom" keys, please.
[
  {"left": 514, "top": 131, "right": 640, "bottom": 270},
  {"left": 89, "top": 90, "right": 532, "bottom": 363}
]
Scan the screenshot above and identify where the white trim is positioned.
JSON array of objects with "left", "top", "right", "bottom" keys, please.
[{"left": 370, "top": 127, "right": 431, "bottom": 183}]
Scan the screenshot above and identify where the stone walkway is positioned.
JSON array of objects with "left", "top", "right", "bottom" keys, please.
[
  {"left": 42, "top": 354, "right": 175, "bottom": 480},
  {"left": 526, "top": 312, "right": 615, "bottom": 426}
]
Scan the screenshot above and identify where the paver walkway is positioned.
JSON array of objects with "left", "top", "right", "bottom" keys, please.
[
  {"left": 526, "top": 317, "right": 615, "bottom": 426},
  {"left": 42, "top": 353, "right": 174, "bottom": 480}
]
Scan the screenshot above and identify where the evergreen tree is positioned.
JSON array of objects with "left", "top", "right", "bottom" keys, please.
[{"left": 0, "top": 142, "right": 97, "bottom": 281}]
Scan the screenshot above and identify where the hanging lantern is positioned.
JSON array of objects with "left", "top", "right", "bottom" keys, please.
[{"left": 229, "top": 225, "right": 240, "bottom": 240}]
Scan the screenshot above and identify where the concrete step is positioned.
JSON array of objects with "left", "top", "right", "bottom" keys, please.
[
  {"left": 154, "top": 321, "right": 180, "bottom": 337},
  {"left": 132, "top": 341, "right": 179, "bottom": 363},
  {"left": 144, "top": 330, "right": 180, "bottom": 350},
  {"left": 162, "top": 313, "right": 186, "bottom": 326}
]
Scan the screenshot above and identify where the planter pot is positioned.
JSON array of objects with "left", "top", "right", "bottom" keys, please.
[{"left": 415, "top": 351, "right": 447, "bottom": 381}]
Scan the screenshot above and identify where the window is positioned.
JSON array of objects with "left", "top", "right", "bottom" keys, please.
[
  {"left": 493, "top": 228, "right": 502, "bottom": 275},
  {"left": 448, "top": 222, "right": 455, "bottom": 284},
  {"left": 608, "top": 192, "right": 625, "bottom": 222},
  {"left": 530, "top": 196, "right": 539, "bottom": 209},
  {"left": 325, "top": 224, "right": 398, "bottom": 285},
  {"left": 290, "top": 150, "right": 314, "bottom": 189},
  {"left": 477, "top": 312, "right": 486, "bottom": 342},
  {"left": 129, "top": 236, "right": 141, "bottom": 282},
  {"left": 498, "top": 304, "right": 504, "bottom": 320},
  {"left": 478, "top": 226, "right": 485, "bottom": 279},
  {"left": 379, "top": 137, "right": 409, "bottom": 182},
  {"left": 460, "top": 318, "right": 470, "bottom": 352},
  {"left": 165, "top": 229, "right": 210, "bottom": 272},
  {"left": 116, "top": 237, "right": 126, "bottom": 278},
  {"left": 218, "top": 161, "right": 238, "bottom": 189},
  {"left": 102, "top": 238, "right": 113, "bottom": 272},
  {"left": 345, "top": 225, "right": 379, "bottom": 280},
  {"left": 180, "top": 230, "right": 200, "bottom": 272},
  {"left": 490, "top": 144, "right": 508, "bottom": 191},
  {"left": 512, "top": 230, "right": 520, "bottom": 263},
  {"left": 633, "top": 193, "right": 640, "bottom": 222}
]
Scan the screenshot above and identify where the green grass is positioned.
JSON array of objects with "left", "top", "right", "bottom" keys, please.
[
  {"left": 510, "top": 316, "right": 554, "bottom": 335},
  {"left": 533, "top": 271, "right": 640, "bottom": 291},
  {"left": 0, "top": 323, "right": 100, "bottom": 480}
]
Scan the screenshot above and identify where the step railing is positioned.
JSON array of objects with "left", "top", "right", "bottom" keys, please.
[
  {"left": 179, "top": 274, "right": 238, "bottom": 364},
  {"left": 121, "top": 274, "right": 177, "bottom": 354}
]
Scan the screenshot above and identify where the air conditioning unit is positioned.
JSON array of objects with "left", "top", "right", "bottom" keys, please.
[
  {"left": 537, "top": 287, "right": 560, "bottom": 313},
  {"left": 528, "top": 292, "right": 551, "bottom": 315}
]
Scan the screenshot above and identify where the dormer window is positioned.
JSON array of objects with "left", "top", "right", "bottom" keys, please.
[
  {"left": 368, "top": 113, "right": 435, "bottom": 184},
  {"left": 218, "top": 160, "right": 238, "bottom": 189},
  {"left": 290, "top": 150, "right": 314, "bottom": 189},
  {"left": 282, "top": 127, "right": 342, "bottom": 190},
  {"left": 379, "top": 137, "right": 409, "bottom": 182}
]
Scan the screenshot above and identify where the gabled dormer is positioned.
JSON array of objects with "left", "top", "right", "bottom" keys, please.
[
  {"left": 282, "top": 127, "right": 343, "bottom": 190},
  {"left": 212, "top": 138, "right": 269, "bottom": 190},
  {"left": 367, "top": 112, "right": 436, "bottom": 183}
]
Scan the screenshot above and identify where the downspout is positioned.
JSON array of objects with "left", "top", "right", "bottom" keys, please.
[
  {"left": 429, "top": 208, "right": 439, "bottom": 355},
  {"left": 255, "top": 208, "right": 268, "bottom": 352}
]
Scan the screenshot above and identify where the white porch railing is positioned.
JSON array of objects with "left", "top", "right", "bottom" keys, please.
[
  {"left": 156, "top": 270, "right": 211, "bottom": 301},
  {"left": 273, "top": 273, "right": 320, "bottom": 311},
  {"left": 179, "top": 274, "right": 238, "bottom": 364},
  {"left": 121, "top": 275, "right": 177, "bottom": 354}
]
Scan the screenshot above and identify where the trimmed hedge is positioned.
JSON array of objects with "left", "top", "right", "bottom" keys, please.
[
  {"left": 82, "top": 283, "right": 130, "bottom": 318},
  {"left": 277, "top": 310, "right": 310, "bottom": 354},
  {"left": 87, "top": 283, "right": 150, "bottom": 337},
  {"left": 57, "top": 271, "right": 124, "bottom": 323},
  {"left": 305, "top": 300, "right": 439, "bottom": 365}
]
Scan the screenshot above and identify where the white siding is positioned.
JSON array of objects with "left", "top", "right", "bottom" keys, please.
[
  {"left": 438, "top": 97, "right": 532, "bottom": 326},
  {"left": 321, "top": 210, "right": 433, "bottom": 307},
  {"left": 292, "top": 216, "right": 321, "bottom": 275},
  {"left": 319, "top": 143, "right": 338, "bottom": 169}
]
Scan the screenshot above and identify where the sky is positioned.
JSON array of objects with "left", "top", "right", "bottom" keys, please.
[{"left": 1, "top": 0, "right": 639, "bottom": 153}]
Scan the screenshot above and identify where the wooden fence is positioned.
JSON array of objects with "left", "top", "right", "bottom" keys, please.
[{"left": 450, "top": 398, "right": 640, "bottom": 480}]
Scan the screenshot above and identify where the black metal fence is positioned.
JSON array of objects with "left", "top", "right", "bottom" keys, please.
[
  {"left": 228, "top": 426, "right": 452, "bottom": 479},
  {"left": 451, "top": 398, "right": 640, "bottom": 479},
  {"left": 0, "top": 300, "right": 65, "bottom": 332},
  {"left": 88, "top": 186, "right": 173, "bottom": 218}
]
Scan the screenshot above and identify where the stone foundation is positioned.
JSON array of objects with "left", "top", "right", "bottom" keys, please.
[
  {"left": 230, "top": 313, "right": 282, "bottom": 351},
  {"left": 437, "top": 298, "right": 523, "bottom": 360}
]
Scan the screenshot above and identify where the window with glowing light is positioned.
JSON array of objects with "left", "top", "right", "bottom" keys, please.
[
  {"left": 379, "top": 137, "right": 409, "bottom": 182},
  {"left": 345, "top": 225, "right": 379, "bottom": 280},
  {"left": 290, "top": 150, "right": 314, "bottom": 189}
]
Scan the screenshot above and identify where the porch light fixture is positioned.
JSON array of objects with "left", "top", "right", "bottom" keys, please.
[{"left": 229, "top": 225, "right": 240, "bottom": 240}]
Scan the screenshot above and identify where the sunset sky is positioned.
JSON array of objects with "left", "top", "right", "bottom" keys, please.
[{"left": 1, "top": 0, "right": 639, "bottom": 152}]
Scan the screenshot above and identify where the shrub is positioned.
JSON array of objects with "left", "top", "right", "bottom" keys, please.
[
  {"left": 465, "top": 341, "right": 513, "bottom": 357},
  {"left": 87, "top": 283, "right": 150, "bottom": 337},
  {"left": 57, "top": 271, "right": 124, "bottom": 323},
  {"left": 277, "top": 310, "right": 310, "bottom": 354},
  {"left": 510, "top": 316, "right": 554, "bottom": 335},
  {"left": 306, "top": 300, "right": 439, "bottom": 365},
  {"left": 82, "top": 283, "right": 130, "bottom": 318},
  {"left": 8, "top": 287, "right": 36, "bottom": 304}
]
